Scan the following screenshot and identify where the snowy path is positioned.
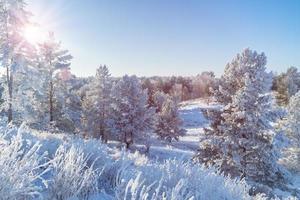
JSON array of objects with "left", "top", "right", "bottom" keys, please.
[{"left": 147, "top": 99, "right": 217, "bottom": 161}]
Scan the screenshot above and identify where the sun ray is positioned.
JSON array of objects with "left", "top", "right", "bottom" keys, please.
[{"left": 23, "top": 25, "right": 47, "bottom": 45}]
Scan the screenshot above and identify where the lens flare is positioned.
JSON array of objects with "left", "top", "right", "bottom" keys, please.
[{"left": 23, "top": 25, "right": 47, "bottom": 45}]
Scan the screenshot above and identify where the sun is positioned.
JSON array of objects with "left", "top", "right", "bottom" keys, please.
[{"left": 23, "top": 25, "right": 47, "bottom": 45}]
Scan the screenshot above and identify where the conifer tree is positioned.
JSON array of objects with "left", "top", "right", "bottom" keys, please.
[
  {"left": 81, "top": 65, "right": 112, "bottom": 142},
  {"left": 273, "top": 67, "right": 300, "bottom": 106},
  {"left": 38, "top": 32, "right": 72, "bottom": 125},
  {"left": 153, "top": 91, "right": 185, "bottom": 142},
  {"left": 0, "top": 0, "right": 33, "bottom": 122},
  {"left": 280, "top": 92, "right": 300, "bottom": 172},
  {"left": 194, "top": 49, "right": 285, "bottom": 187},
  {"left": 111, "top": 75, "right": 156, "bottom": 148}
]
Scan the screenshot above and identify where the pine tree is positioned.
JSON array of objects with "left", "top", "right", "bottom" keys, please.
[
  {"left": 0, "top": 0, "right": 33, "bottom": 122},
  {"left": 111, "top": 75, "right": 156, "bottom": 148},
  {"left": 176, "top": 76, "right": 193, "bottom": 101},
  {"left": 81, "top": 65, "right": 112, "bottom": 142},
  {"left": 141, "top": 78, "right": 156, "bottom": 107},
  {"left": 153, "top": 91, "right": 185, "bottom": 143},
  {"left": 280, "top": 91, "right": 300, "bottom": 172},
  {"left": 38, "top": 32, "right": 72, "bottom": 125},
  {"left": 53, "top": 74, "right": 83, "bottom": 133},
  {"left": 194, "top": 49, "right": 285, "bottom": 187},
  {"left": 10, "top": 64, "right": 49, "bottom": 126}
]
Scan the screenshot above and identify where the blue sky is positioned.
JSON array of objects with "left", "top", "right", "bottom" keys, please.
[{"left": 28, "top": 0, "right": 300, "bottom": 77}]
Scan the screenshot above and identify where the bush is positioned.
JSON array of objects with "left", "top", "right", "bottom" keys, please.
[
  {"left": 0, "top": 129, "right": 49, "bottom": 200},
  {"left": 0, "top": 124, "right": 288, "bottom": 199}
]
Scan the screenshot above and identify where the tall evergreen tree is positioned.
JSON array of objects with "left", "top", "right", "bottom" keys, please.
[
  {"left": 194, "top": 49, "right": 285, "bottom": 187},
  {"left": 111, "top": 75, "right": 156, "bottom": 148},
  {"left": 280, "top": 91, "right": 300, "bottom": 172},
  {"left": 38, "top": 32, "right": 72, "bottom": 125},
  {"left": 0, "top": 0, "right": 33, "bottom": 122},
  {"left": 81, "top": 65, "right": 112, "bottom": 142},
  {"left": 153, "top": 91, "right": 185, "bottom": 143}
]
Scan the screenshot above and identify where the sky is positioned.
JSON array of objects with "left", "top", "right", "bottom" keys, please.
[{"left": 27, "top": 0, "right": 300, "bottom": 77}]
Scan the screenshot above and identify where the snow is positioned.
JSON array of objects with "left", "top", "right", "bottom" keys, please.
[
  {"left": 142, "top": 98, "right": 217, "bottom": 161},
  {"left": 0, "top": 99, "right": 260, "bottom": 200},
  {"left": 0, "top": 99, "right": 298, "bottom": 199}
]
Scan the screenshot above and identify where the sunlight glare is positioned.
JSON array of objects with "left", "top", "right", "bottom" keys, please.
[{"left": 23, "top": 25, "right": 47, "bottom": 45}]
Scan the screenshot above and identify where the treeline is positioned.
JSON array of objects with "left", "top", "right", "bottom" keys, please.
[
  {"left": 141, "top": 72, "right": 215, "bottom": 103},
  {"left": 0, "top": 1, "right": 218, "bottom": 148},
  {"left": 0, "top": 1, "right": 189, "bottom": 149}
]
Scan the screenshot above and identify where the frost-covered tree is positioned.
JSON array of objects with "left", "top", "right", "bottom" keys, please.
[
  {"left": 111, "top": 75, "right": 156, "bottom": 148},
  {"left": 194, "top": 49, "right": 285, "bottom": 187},
  {"left": 191, "top": 71, "right": 215, "bottom": 99},
  {"left": 38, "top": 32, "right": 72, "bottom": 125},
  {"left": 176, "top": 76, "right": 193, "bottom": 101},
  {"left": 53, "top": 74, "right": 84, "bottom": 133},
  {"left": 273, "top": 67, "right": 300, "bottom": 106},
  {"left": 81, "top": 65, "right": 113, "bottom": 142},
  {"left": 141, "top": 78, "right": 157, "bottom": 107},
  {"left": 280, "top": 92, "right": 300, "bottom": 172},
  {"left": 11, "top": 65, "right": 49, "bottom": 126},
  {"left": 0, "top": 0, "right": 34, "bottom": 122},
  {"left": 153, "top": 91, "right": 185, "bottom": 143},
  {"left": 152, "top": 91, "right": 169, "bottom": 112}
]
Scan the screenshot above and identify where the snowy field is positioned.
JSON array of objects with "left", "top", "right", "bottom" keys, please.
[
  {"left": 146, "top": 99, "right": 216, "bottom": 161},
  {"left": 115, "top": 98, "right": 217, "bottom": 162},
  {"left": 0, "top": 99, "right": 298, "bottom": 200}
]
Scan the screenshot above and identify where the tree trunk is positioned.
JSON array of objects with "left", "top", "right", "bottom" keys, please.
[
  {"left": 7, "top": 66, "right": 13, "bottom": 123},
  {"left": 124, "top": 132, "right": 128, "bottom": 148},
  {"left": 99, "top": 124, "right": 106, "bottom": 143},
  {"left": 124, "top": 132, "right": 133, "bottom": 149},
  {"left": 49, "top": 80, "right": 54, "bottom": 122},
  {"left": 99, "top": 111, "right": 106, "bottom": 143},
  {"left": 181, "top": 84, "right": 184, "bottom": 101}
]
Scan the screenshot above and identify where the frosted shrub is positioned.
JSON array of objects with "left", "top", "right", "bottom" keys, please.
[
  {"left": 0, "top": 124, "right": 286, "bottom": 199},
  {"left": 0, "top": 131, "right": 49, "bottom": 200},
  {"left": 116, "top": 157, "right": 252, "bottom": 200},
  {"left": 47, "top": 145, "right": 100, "bottom": 200}
]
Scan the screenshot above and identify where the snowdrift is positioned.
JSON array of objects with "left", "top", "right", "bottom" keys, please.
[{"left": 0, "top": 123, "right": 272, "bottom": 200}]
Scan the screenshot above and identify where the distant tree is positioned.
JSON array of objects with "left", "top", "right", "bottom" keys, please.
[
  {"left": 111, "top": 75, "right": 156, "bottom": 148},
  {"left": 153, "top": 91, "right": 168, "bottom": 112},
  {"left": 141, "top": 78, "right": 156, "bottom": 107},
  {"left": 54, "top": 75, "right": 83, "bottom": 133},
  {"left": 81, "top": 65, "right": 113, "bottom": 142},
  {"left": 176, "top": 76, "right": 193, "bottom": 101},
  {"left": 156, "top": 77, "right": 176, "bottom": 95},
  {"left": 273, "top": 73, "right": 289, "bottom": 106},
  {"left": 273, "top": 67, "right": 300, "bottom": 106},
  {"left": 153, "top": 91, "right": 185, "bottom": 142},
  {"left": 191, "top": 72, "right": 215, "bottom": 100},
  {"left": 81, "top": 81, "right": 94, "bottom": 136},
  {"left": 194, "top": 49, "right": 286, "bottom": 188}
]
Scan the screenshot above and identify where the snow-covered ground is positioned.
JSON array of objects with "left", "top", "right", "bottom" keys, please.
[
  {"left": 0, "top": 122, "right": 257, "bottom": 200},
  {"left": 145, "top": 98, "right": 218, "bottom": 161},
  {"left": 0, "top": 99, "right": 298, "bottom": 199}
]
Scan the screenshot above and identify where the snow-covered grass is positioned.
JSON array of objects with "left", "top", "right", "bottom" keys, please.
[
  {"left": 0, "top": 123, "right": 261, "bottom": 200},
  {"left": 0, "top": 99, "right": 298, "bottom": 199},
  {"left": 0, "top": 131, "right": 49, "bottom": 200}
]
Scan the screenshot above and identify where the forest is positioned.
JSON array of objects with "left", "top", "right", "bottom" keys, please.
[{"left": 1, "top": 0, "right": 300, "bottom": 200}]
